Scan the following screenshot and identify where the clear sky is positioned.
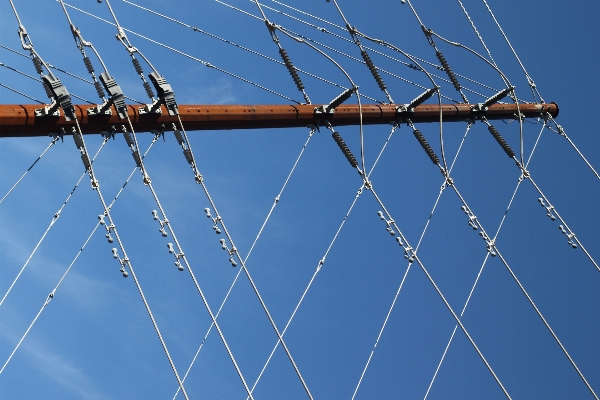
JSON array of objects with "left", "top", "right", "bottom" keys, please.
[{"left": 0, "top": 1, "right": 599, "bottom": 399}]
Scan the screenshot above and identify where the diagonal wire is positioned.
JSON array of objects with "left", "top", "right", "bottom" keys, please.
[
  {"left": 123, "top": 0, "right": 368, "bottom": 103},
  {"left": 448, "top": 179, "right": 598, "bottom": 399},
  {"left": 64, "top": 2, "right": 300, "bottom": 104},
  {"left": 0, "top": 44, "right": 143, "bottom": 104},
  {"left": 0, "top": 61, "right": 94, "bottom": 104},
  {"left": 172, "top": 127, "right": 316, "bottom": 400},
  {"left": 0, "top": 137, "right": 108, "bottom": 308},
  {"left": 423, "top": 121, "right": 546, "bottom": 399},
  {"left": 0, "top": 136, "right": 158, "bottom": 375},
  {"left": 0, "top": 81, "right": 43, "bottom": 104},
  {"left": 248, "top": 124, "right": 399, "bottom": 396},
  {"left": 0, "top": 135, "right": 59, "bottom": 204},
  {"left": 352, "top": 123, "right": 472, "bottom": 399}
]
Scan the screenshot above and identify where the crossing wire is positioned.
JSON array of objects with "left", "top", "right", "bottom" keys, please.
[
  {"left": 424, "top": 121, "right": 547, "bottom": 399},
  {"left": 0, "top": 138, "right": 108, "bottom": 308},
  {"left": 123, "top": 0, "right": 370, "bottom": 103},
  {"left": 0, "top": 134, "right": 159, "bottom": 375},
  {"left": 260, "top": 0, "right": 503, "bottom": 101},
  {"left": 0, "top": 45, "right": 143, "bottom": 104},
  {"left": 64, "top": 2, "right": 301, "bottom": 104},
  {"left": 249, "top": 123, "right": 399, "bottom": 396},
  {"left": 7, "top": 0, "right": 191, "bottom": 396},
  {"left": 352, "top": 122, "right": 473, "bottom": 399},
  {"left": 172, "top": 127, "right": 316, "bottom": 400},
  {"left": 218, "top": 0, "right": 460, "bottom": 104}
]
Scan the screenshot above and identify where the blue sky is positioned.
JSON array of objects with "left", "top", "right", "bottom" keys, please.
[{"left": 1, "top": 0, "right": 599, "bottom": 399}]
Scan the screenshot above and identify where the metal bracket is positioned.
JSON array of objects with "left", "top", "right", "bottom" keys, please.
[
  {"left": 87, "top": 101, "right": 113, "bottom": 117},
  {"left": 314, "top": 105, "right": 335, "bottom": 116},
  {"left": 138, "top": 101, "right": 163, "bottom": 115},
  {"left": 35, "top": 100, "right": 61, "bottom": 118}
]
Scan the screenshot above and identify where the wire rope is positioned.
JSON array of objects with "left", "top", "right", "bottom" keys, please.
[
  {"left": 172, "top": 127, "right": 316, "bottom": 400},
  {"left": 249, "top": 123, "right": 402, "bottom": 396},
  {"left": 423, "top": 121, "right": 546, "bottom": 399},
  {"left": 0, "top": 138, "right": 108, "bottom": 308},
  {"left": 261, "top": 0, "right": 500, "bottom": 100},
  {"left": 63, "top": 2, "right": 300, "bottom": 104},
  {"left": 352, "top": 123, "right": 472, "bottom": 399},
  {"left": 0, "top": 44, "right": 143, "bottom": 104},
  {"left": 0, "top": 81, "right": 43, "bottom": 104},
  {"left": 0, "top": 134, "right": 159, "bottom": 375},
  {"left": 0, "top": 135, "right": 59, "bottom": 204}
]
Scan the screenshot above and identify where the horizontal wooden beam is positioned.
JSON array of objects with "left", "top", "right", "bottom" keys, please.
[{"left": 0, "top": 102, "right": 558, "bottom": 137}]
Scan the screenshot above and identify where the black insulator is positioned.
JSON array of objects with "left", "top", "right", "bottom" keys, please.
[
  {"left": 42, "top": 81, "right": 53, "bottom": 98},
  {"left": 332, "top": 131, "right": 358, "bottom": 168},
  {"left": 143, "top": 81, "right": 154, "bottom": 99},
  {"left": 487, "top": 125, "right": 515, "bottom": 158},
  {"left": 32, "top": 57, "right": 44, "bottom": 74},
  {"left": 123, "top": 131, "right": 135, "bottom": 147},
  {"left": 408, "top": 88, "right": 437, "bottom": 110},
  {"left": 83, "top": 56, "right": 94, "bottom": 74},
  {"left": 327, "top": 88, "right": 354, "bottom": 112},
  {"left": 183, "top": 149, "right": 194, "bottom": 165},
  {"left": 483, "top": 87, "right": 512, "bottom": 108},
  {"left": 436, "top": 51, "right": 461, "bottom": 92},
  {"left": 81, "top": 153, "right": 92, "bottom": 171},
  {"left": 361, "top": 50, "right": 387, "bottom": 92},
  {"left": 173, "top": 129, "right": 185, "bottom": 146},
  {"left": 132, "top": 57, "right": 144, "bottom": 75},
  {"left": 73, "top": 132, "right": 84, "bottom": 149},
  {"left": 412, "top": 129, "right": 440, "bottom": 165},
  {"left": 94, "top": 81, "right": 105, "bottom": 98},
  {"left": 279, "top": 48, "right": 305, "bottom": 91},
  {"left": 132, "top": 150, "right": 143, "bottom": 167}
]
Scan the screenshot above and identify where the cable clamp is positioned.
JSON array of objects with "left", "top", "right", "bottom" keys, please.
[
  {"left": 148, "top": 72, "right": 179, "bottom": 116},
  {"left": 48, "top": 129, "right": 64, "bottom": 143},
  {"left": 87, "top": 100, "right": 113, "bottom": 117},
  {"left": 100, "top": 126, "right": 117, "bottom": 140},
  {"left": 205, "top": 208, "right": 222, "bottom": 234},
  {"left": 138, "top": 101, "right": 162, "bottom": 115},
  {"left": 219, "top": 238, "right": 238, "bottom": 267},
  {"left": 152, "top": 210, "right": 168, "bottom": 237},
  {"left": 555, "top": 124, "right": 566, "bottom": 137},
  {"left": 377, "top": 211, "right": 396, "bottom": 236},
  {"left": 558, "top": 225, "right": 578, "bottom": 249},
  {"left": 151, "top": 125, "right": 165, "bottom": 142},
  {"left": 35, "top": 101, "right": 61, "bottom": 118}
]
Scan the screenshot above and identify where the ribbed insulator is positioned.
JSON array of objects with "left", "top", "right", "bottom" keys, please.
[
  {"left": 436, "top": 51, "right": 461, "bottom": 92},
  {"left": 412, "top": 129, "right": 440, "bottom": 165},
  {"left": 81, "top": 153, "right": 92, "bottom": 171},
  {"left": 279, "top": 48, "right": 305, "bottom": 91},
  {"left": 73, "top": 132, "right": 84, "bottom": 149},
  {"left": 143, "top": 81, "right": 154, "bottom": 99},
  {"left": 183, "top": 149, "right": 194, "bottom": 165},
  {"left": 132, "top": 150, "right": 143, "bottom": 167},
  {"left": 32, "top": 57, "right": 43, "bottom": 74},
  {"left": 123, "top": 131, "right": 135, "bottom": 147},
  {"left": 361, "top": 50, "right": 387, "bottom": 91},
  {"left": 42, "top": 81, "right": 53, "bottom": 98},
  {"left": 83, "top": 56, "right": 94, "bottom": 74},
  {"left": 173, "top": 129, "right": 185, "bottom": 146},
  {"left": 409, "top": 88, "right": 437, "bottom": 110},
  {"left": 327, "top": 88, "right": 354, "bottom": 112},
  {"left": 332, "top": 131, "right": 358, "bottom": 168},
  {"left": 132, "top": 58, "right": 144, "bottom": 75},
  {"left": 94, "top": 81, "right": 105, "bottom": 98},
  {"left": 487, "top": 125, "right": 515, "bottom": 158}
]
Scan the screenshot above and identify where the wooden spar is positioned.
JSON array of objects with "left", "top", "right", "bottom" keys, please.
[{"left": 0, "top": 102, "right": 558, "bottom": 138}]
